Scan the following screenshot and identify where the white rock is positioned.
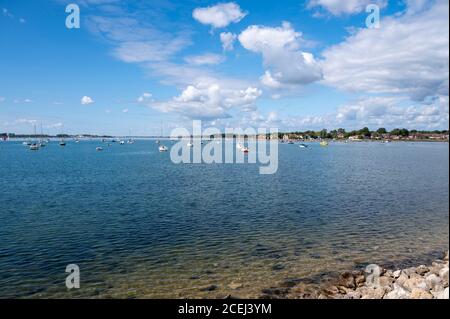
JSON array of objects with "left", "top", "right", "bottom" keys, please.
[
  {"left": 396, "top": 272, "right": 409, "bottom": 286},
  {"left": 359, "top": 286, "right": 386, "bottom": 299},
  {"left": 416, "top": 265, "right": 429, "bottom": 275},
  {"left": 393, "top": 270, "right": 402, "bottom": 278},
  {"left": 434, "top": 287, "right": 449, "bottom": 300},
  {"left": 425, "top": 274, "right": 442, "bottom": 290},
  {"left": 439, "top": 267, "right": 449, "bottom": 286},
  {"left": 344, "top": 291, "right": 362, "bottom": 299},
  {"left": 403, "top": 267, "right": 417, "bottom": 277},
  {"left": 410, "top": 288, "right": 433, "bottom": 299},
  {"left": 384, "top": 284, "right": 410, "bottom": 299},
  {"left": 403, "top": 275, "right": 427, "bottom": 292}
]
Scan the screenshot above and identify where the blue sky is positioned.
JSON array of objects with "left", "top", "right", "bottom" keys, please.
[{"left": 0, "top": 0, "right": 448, "bottom": 135}]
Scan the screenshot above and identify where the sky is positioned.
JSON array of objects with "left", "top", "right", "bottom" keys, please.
[{"left": 0, "top": 0, "right": 448, "bottom": 136}]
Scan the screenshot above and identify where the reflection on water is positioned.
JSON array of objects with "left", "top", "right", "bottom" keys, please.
[{"left": 0, "top": 141, "right": 448, "bottom": 298}]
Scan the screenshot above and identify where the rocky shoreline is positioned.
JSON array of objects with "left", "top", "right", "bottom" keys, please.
[{"left": 257, "top": 251, "right": 449, "bottom": 299}]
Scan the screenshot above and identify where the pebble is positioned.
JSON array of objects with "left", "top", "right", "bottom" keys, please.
[
  {"left": 228, "top": 283, "right": 243, "bottom": 290},
  {"left": 200, "top": 285, "right": 218, "bottom": 292}
]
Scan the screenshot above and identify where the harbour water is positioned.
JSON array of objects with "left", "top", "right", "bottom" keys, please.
[{"left": 0, "top": 140, "right": 448, "bottom": 298}]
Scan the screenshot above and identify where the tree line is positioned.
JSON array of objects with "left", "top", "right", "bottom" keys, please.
[{"left": 278, "top": 128, "right": 449, "bottom": 139}]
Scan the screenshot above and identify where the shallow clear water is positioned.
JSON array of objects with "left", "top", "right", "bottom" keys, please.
[{"left": 0, "top": 140, "right": 448, "bottom": 298}]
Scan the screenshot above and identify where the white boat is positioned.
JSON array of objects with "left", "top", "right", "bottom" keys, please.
[
  {"left": 60, "top": 140, "right": 66, "bottom": 146},
  {"left": 159, "top": 145, "right": 169, "bottom": 152},
  {"left": 299, "top": 144, "right": 308, "bottom": 148},
  {"left": 119, "top": 140, "right": 125, "bottom": 145},
  {"left": 96, "top": 147, "right": 103, "bottom": 151},
  {"left": 38, "top": 123, "right": 46, "bottom": 147},
  {"left": 29, "top": 125, "right": 40, "bottom": 150},
  {"left": 127, "top": 130, "right": 134, "bottom": 144}
]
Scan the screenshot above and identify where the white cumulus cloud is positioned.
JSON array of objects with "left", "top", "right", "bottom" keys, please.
[
  {"left": 335, "top": 95, "right": 449, "bottom": 129},
  {"left": 322, "top": 0, "right": 449, "bottom": 102},
  {"left": 239, "top": 22, "right": 323, "bottom": 88},
  {"left": 220, "top": 32, "right": 237, "bottom": 51},
  {"left": 193, "top": 2, "right": 247, "bottom": 28},
  {"left": 81, "top": 96, "right": 95, "bottom": 105},
  {"left": 153, "top": 83, "right": 262, "bottom": 119},
  {"left": 308, "top": 0, "right": 386, "bottom": 16}
]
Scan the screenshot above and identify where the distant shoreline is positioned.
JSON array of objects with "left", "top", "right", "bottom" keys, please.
[{"left": 1, "top": 136, "right": 449, "bottom": 143}]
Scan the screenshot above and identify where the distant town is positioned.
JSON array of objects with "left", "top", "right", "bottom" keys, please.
[
  {"left": 1, "top": 127, "right": 449, "bottom": 142},
  {"left": 276, "top": 127, "right": 449, "bottom": 142}
]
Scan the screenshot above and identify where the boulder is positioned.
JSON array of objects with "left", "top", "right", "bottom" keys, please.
[
  {"left": 338, "top": 272, "right": 356, "bottom": 289},
  {"left": 432, "top": 261, "right": 445, "bottom": 268},
  {"left": 434, "top": 287, "right": 449, "bottom": 300},
  {"left": 439, "top": 267, "right": 449, "bottom": 286},
  {"left": 403, "top": 276, "right": 428, "bottom": 292},
  {"left": 403, "top": 267, "right": 418, "bottom": 277},
  {"left": 429, "top": 264, "right": 444, "bottom": 276},
  {"left": 358, "top": 286, "right": 386, "bottom": 299},
  {"left": 384, "top": 283, "right": 411, "bottom": 299},
  {"left": 395, "top": 271, "right": 409, "bottom": 286},
  {"left": 410, "top": 288, "right": 433, "bottom": 299},
  {"left": 393, "top": 270, "right": 402, "bottom": 278},
  {"left": 416, "top": 265, "right": 429, "bottom": 276},
  {"left": 379, "top": 275, "right": 395, "bottom": 289},
  {"left": 355, "top": 274, "right": 366, "bottom": 287},
  {"left": 425, "top": 274, "right": 442, "bottom": 290},
  {"left": 321, "top": 285, "right": 339, "bottom": 298},
  {"left": 344, "top": 291, "right": 362, "bottom": 299}
]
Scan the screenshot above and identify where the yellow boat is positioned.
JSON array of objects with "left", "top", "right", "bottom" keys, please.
[{"left": 320, "top": 141, "right": 329, "bottom": 147}]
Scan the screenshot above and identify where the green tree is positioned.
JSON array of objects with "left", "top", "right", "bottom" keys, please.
[
  {"left": 320, "top": 129, "right": 328, "bottom": 139},
  {"left": 359, "top": 127, "right": 371, "bottom": 137}
]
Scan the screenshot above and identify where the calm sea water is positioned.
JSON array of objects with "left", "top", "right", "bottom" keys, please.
[{"left": 0, "top": 140, "right": 448, "bottom": 298}]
